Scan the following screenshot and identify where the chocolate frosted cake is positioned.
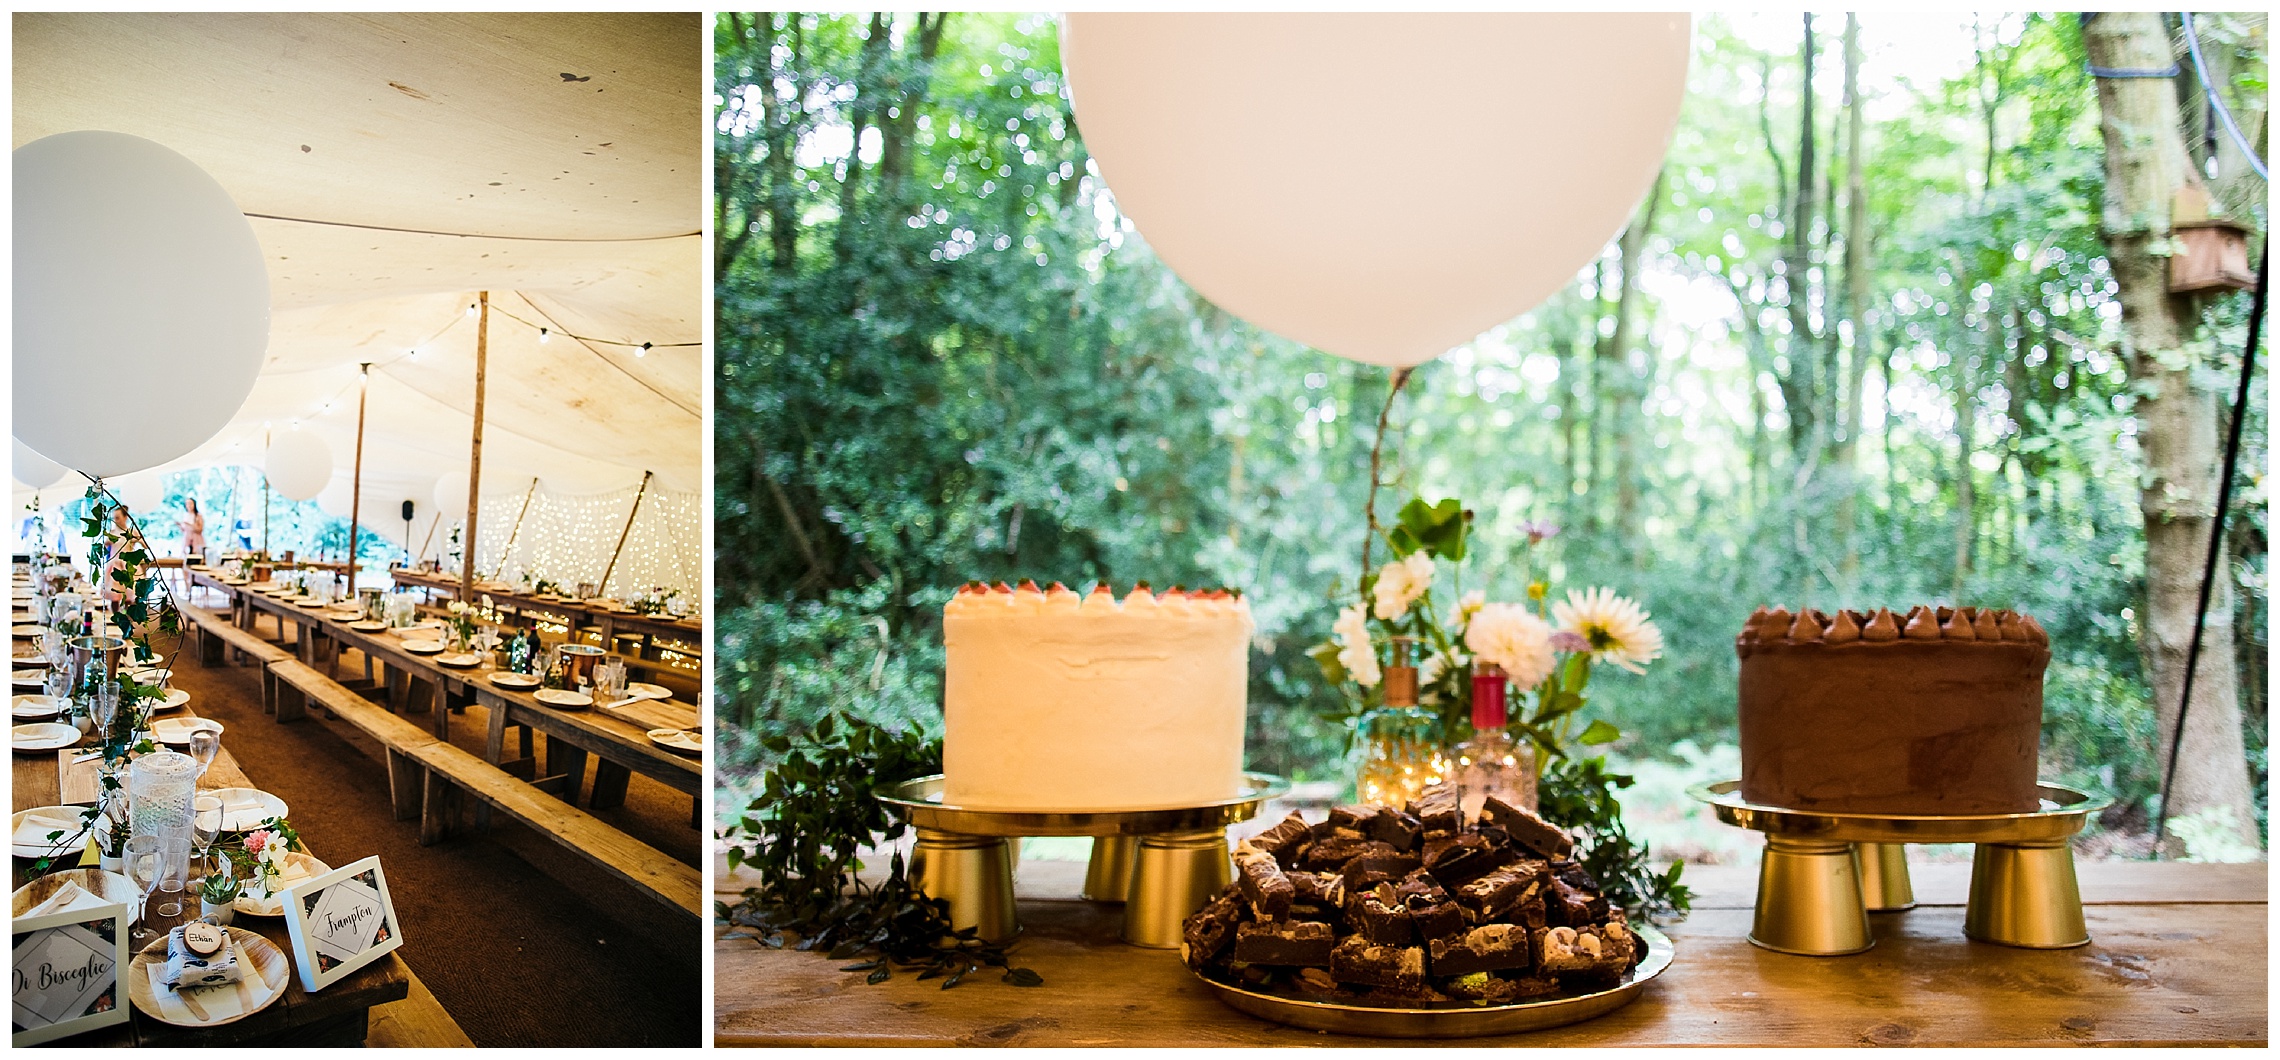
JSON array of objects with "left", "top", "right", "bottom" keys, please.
[{"left": 1737, "top": 605, "right": 2050, "bottom": 815}]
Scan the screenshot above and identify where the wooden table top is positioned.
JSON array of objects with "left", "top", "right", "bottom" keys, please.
[
  {"left": 713, "top": 855, "right": 2267, "bottom": 1047},
  {"left": 383, "top": 567, "right": 702, "bottom": 643},
  {"left": 12, "top": 689, "right": 412, "bottom": 1045},
  {"left": 200, "top": 575, "right": 701, "bottom": 793}
]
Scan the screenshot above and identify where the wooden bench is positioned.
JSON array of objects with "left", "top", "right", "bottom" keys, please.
[
  {"left": 184, "top": 606, "right": 292, "bottom": 714},
  {"left": 267, "top": 660, "right": 703, "bottom": 921}
]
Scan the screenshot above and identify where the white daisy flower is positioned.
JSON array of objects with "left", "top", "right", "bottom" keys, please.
[
  {"left": 1372, "top": 552, "right": 1435, "bottom": 621},
  {"left": 1463, "top": 603, "right": 1556, "bottom": 688},
  {"left": 1332, "top": 603, "right": 1382, "bottom": 688},
  {"left": 1552, "top": 587, "right": 1665, "bottom": 674}
]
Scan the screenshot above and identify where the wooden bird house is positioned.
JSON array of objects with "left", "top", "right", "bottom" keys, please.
[{"left": 2169, "top": 186, "right": 2257, "bottom": 295}]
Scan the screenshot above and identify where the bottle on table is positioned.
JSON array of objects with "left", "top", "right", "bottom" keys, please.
[{"left": 1449, "top": 662, "right": 1538, "bottom": 816}]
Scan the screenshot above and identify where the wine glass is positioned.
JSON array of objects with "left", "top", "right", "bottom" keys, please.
[
  {"left": 157, "top": 837, "right": 190, "bottom": 918},
  {"left": 125, "top": 835, "right": 164, "bottom": 944},
  {"left": 192, "top": 794, "right": 224, "bottom": 870},
  {"left": 92, "top": 680, "right": 120, "bottom": 748},
  {"left": 188, "top": 726, "right": 222, "bottom": 779}
]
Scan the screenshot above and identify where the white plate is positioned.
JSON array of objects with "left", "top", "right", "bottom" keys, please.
[
  {"left": 206, "top": 787, "right": 289, "bottom": 832},
  {"left": 129, "top": 668, "right": 174, "bottom": 686},
  {"left": 11, "top": 868, "right": 139, "bottom": 919},
  {"left": 12, "top": 722, "right": 80, "bottom": 753},
  {"left": 437, "top": 652, "right": 483, "bottom": 668},
  {"left": 10, "top": 805, "right": 92, "bottom": 860},
  {"left": 151, "top": 688, "right": 193, "bottom": 712},
  {"left": 487, "top": 672, "right": 541, "bottom": 690},
  {"left": 153, "top": 717, "right": 223, "bottom": 745},
  {"left": 534, "top": 689, "right": 592, "bottom": 708},
  {"left": 348, "top": 620, "right": 388, "bottom": 632},
  {"left": 230, "top": 851, "right": 332, "bottom": 917},
  {"left": 625, "top": 682, "right": 672, "bottom": 701},
  {"left": 648, "top": 728, "right": 703, "bottom": 755},
  {"left": 11, "top": 623, "right": 45, "bottom": 637},
  {"left": 391, "top": 623, "right": 443, "bottom": 637},
  {"left": 129, "top": 928, "right": 290, "bottom": 1028},
  {"left": 294, "top": 599, "right": 330, "bottom": 609},
  {"left": 402, "top": 639, "right": 446, "bottom": 655},
  {"left": 12, "top": 694, "right": 62, "bottom": 719},
  {"left": 11, "top": 653, "right": 50, "bottom": 667}
]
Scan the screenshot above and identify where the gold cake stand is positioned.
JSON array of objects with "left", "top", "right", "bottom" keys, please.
[
  {"left": 875, "top": 772, "right": 1290, "bottom": 948},
  {"left": 1689, "top": 781, "right": 2112, "bottom": 956}
]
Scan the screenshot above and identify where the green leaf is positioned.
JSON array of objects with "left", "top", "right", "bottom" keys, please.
[
  {"left": 1307, "top": 641, "right": 1348, "bottom": 686},
  {"left": 1561, "top": 654, "right": 1592, "bottom": 692},
  {"left": 1578, "top": 719, "right": 1622, "bottom": 745}
]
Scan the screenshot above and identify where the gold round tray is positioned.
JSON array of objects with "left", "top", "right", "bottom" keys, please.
[
  {"left": 1688, "top": 781, "right": 2110, "bottom": 844},
  {"left": 876, "top": 773, "right": 1291, "bottom": 837},
  {"left": 1195, "top": 923, "right": 1672, "bottom": 1038}
]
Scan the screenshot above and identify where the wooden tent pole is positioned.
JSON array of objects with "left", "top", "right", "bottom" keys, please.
[
  {"left": 261, "top": 427, "right": 271, "bottom": 555},
  {"left": 416, "top": 512, "right": 441, "bottom": 564},
  {"left": 462, "top": 291, "right": 489, "bottom": 599},
  {"left": 347, "top": 363, "right": 370, "bottom": 595},
  {"left": 597, "top": 470, "right": 653, "bottom": 595},
  {"left": 491, "top": 477, "right": 540, "bottom": 580}
]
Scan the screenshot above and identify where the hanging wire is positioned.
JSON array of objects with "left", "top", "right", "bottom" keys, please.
[
  {"left": 2179, "top": 13, "right": 2271, "bottom": 181},
  {"left": 2153, "top": 243, "right": 2268, "bottom": 850}
]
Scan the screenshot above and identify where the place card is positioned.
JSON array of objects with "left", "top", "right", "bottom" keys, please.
[
  {"left": 11, "top": 899, "right": 130, "bottom": 1045},
  {"left": 280, "top": 856, "right": 401, "bottom": 992}
]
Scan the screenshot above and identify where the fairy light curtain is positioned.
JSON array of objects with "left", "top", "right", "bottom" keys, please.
[{"left": 437, "top": 480, "right": 700, "bottom": 600}]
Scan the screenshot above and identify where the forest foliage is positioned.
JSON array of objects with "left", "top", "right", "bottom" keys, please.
[{"left": 714, "top": 13, "right": 2268, "bottom": 837}]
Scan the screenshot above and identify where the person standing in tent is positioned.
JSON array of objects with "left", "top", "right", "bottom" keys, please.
[{"left": 177, "top": 496, "right": 207, "bottom": 559}]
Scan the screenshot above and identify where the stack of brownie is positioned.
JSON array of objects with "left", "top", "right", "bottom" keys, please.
[{"left": 1181, "top": 788, "right": 1645, "bottom": 1006}]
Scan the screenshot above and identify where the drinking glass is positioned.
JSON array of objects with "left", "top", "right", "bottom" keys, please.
[
  {"left": 125, "top": 834, "right": 165, "bottom": 943},
  {"left": 188, "top": 727, "right": 222, "bottom": 779},
  {"left": 158, "top": 837, "right": 190, "bottom": 917},
  {"left": 92, "top": 681, "right": 120, "bottom": 747},
  {"left": 192, "top": 794, "right": 224, "bottom": 868}
]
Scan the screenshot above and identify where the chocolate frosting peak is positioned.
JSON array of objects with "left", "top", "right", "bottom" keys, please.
[
  {"left": 1972, "top": 609, "right": 2002, "bottom": 640},
  {"left": 1996, "top": 610, "right": 2029, "bottom": 641},
  {"left": 1942, "top": 608, "right": 1977, "bottom": 640},
  {"left": 1787, "top": 610, "right": 1825, "bottom": 643},
  {"left": 1824, "top": 609, "right": 1862, "bottom": 643},
  {"left": 2019, "top": 615, "right": 2050, "bottom": 645},
  {"left": 1862, "top": 608, "right": 1902, "bottom": 642},
  {"left": 1902, "top": 605, "right": 1942, "bottom": 640}
]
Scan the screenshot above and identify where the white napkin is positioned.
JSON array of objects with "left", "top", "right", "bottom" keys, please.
[
  {"left": 221, "top": 792, "right": 269, "bottom": 831},
  {"left": 25, "top": 880, "right": 107, "bottom": 918},
  {"left": 144, "top": 939, "right": 253, "bottom": 1023},
  {"left": 13, "top": 810, "right": 82, "bottom": 850}
]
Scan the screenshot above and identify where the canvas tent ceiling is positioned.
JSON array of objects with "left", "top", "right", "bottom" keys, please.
[{"left": 11, "top": 12, "right": 702, "bottom": 515}]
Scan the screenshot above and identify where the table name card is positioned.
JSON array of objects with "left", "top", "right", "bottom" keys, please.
[
  {"left": 281, "top": 856, "right": 401, "bottom": 992},
  {"left": 11, "top": 901, "right": 129, "bottom": 1045}
]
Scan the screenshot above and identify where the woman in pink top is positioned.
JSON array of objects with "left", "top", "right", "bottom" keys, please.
[{"left": 178, "top": 497, "right": 206, "bottom": 559}]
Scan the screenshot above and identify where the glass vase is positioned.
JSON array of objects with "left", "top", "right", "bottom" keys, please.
[{"left": 1350, "top": 705, "right": 1448, "bottom": 809}]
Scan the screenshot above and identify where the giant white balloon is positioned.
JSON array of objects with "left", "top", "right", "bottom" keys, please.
[
  {"left": 264, "top": 431, "right": 332, "bottom": 502},
  {"left": 433, "top": 472, "right": 473, "bottom": 519},
  {"left": 13, "top": 131, "right": 271, "bottom": 475},
  {"left": 11, "top": 439, "right": 66, "bottom": 490},
  {"left": 316, "top": 478, "right": 356, "bottom": 519},
  {"left": 109, "top": 471, "right": 165, "bottom": 515},
  {"left": 1061, "top": 13, "right": 1691, "bottom": 367}
]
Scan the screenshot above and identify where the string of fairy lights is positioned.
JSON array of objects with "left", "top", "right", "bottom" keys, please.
[{"left": 454, "top": 480, "right": 701, "bottom": 599}]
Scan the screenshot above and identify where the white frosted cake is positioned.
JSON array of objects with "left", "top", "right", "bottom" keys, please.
[{"left": 941, "top": 580, "right": 1252, "bottom": 811}]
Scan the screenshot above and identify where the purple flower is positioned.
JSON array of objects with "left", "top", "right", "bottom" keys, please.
[
  {"left": 1522, "top": 520, "right": 1561, "bottom": 545},
  {"left": 1549, "top": 630, "right": 1591, "bottom": 654}
]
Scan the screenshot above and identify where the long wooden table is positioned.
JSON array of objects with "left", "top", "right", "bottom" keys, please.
[
  {"left": 190, "top": 570, "right": 699, "bottom": 812},
  {"left": 385, "top": 567, "right": 702, "bottom": 659},
  {"left": 714, "top": 854, "right": 2267, "bottom": 1047},
  {"left": 11, "top": 683, "right": 412, "bottom": 1045}
]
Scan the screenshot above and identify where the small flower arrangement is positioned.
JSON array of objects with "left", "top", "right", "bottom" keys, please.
[
  {"left": 1312, "top": 496, "right": 1665, "bottom": 764},
  {"left": 236, "top": 817, "right": 300, "bottom": 892},
  {"left": 444, "top": 601, "right": 482, "bottom": 647},
  {"left": 631, "top": 586, "right": 687, "bottom": 616}
]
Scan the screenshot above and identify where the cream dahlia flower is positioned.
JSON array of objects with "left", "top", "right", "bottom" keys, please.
[
  {"left": 1371, "top": 552, "right": 1436, "bottom": 621},
  {"left": 1463, "top": 603, "right": 1556, "bottom": 688},
  {"left": 1333, "top": 603, "right": 1382, "bottom": 688},
  {"left": 1552, "top": 587, "right": 1665, "bottom": 674}
]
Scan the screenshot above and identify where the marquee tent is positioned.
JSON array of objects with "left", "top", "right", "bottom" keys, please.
[{"left": 12, "top": 13, "right": 701, "bottom": 590}]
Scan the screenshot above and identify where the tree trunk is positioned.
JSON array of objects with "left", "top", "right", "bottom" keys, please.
[
  {"left": 2083, "top": 11, "right": 2258, "bottom": 851},
  {"left": 1834, "top": 13, "right": 1871, "bottom": 585},
  {"left": 1782, "top": 14, "right": 1822, "bottom": 463},
  {"left": 1600, "top": 169, "right": 1665, "bottom": 541},
  {"left": 1951, "top": 342, "right": 1976, "bottom": 600}
]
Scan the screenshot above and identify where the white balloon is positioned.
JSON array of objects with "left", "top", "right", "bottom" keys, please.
[
  {"left": 109, "top": 471, "right": 165, "bottom": 515},
  {"left": 264, "top": 431, "right": 332, "bottom": 502},
  {"left": 433, "top": 471, "right": 473, "bottom": 519},
  {"left": 316, "top": 477, "right": 356, "bottom": 519},
  {"left": 13, "top": 131, "right": 270, "bottom": 475},
  {"left": 11, "top": 439, "right": 66, "bottom": 490},
  {"left": 1061, "top": 13, "right": 1691, "bottom": 367}
]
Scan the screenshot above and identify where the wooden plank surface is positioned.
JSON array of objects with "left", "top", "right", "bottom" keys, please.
[
  {"left": 712, "top": 855, "right": 2267, "bottom": 1048},
  {"left": 385, "top": 566, "right": 703, "bottom": 644}
]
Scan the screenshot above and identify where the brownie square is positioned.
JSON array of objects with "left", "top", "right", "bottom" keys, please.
[
  {"left": 1347, "top": 887, "right": 1416, "bottom": 946},
  {"left": 1482, "top": 796, "right": 1574, "bottom": 859},
  {"left": 1330, "top": 935, "right": 1428, "bottom": 992},
  {"left": 1409, "top": 787, "right": 1463, "bottom": 833},
  {"left": 1288, "top": 870, "right": 1347, "bottom": 921},
  {"left": 1441, "top": 970, "right": 1561, "bottom": 1003},
  {"left": 1300, "top": 835, "right": 1393, "bottom": 872},
  {"left": 1235, "top": 848, "right": 1294, "bottom": 921},
  {"left": 1340, "top": 850, "right": 1423, "bottom": 893},
  {"left": 1422, "top": 833, "right": 1507, "bottom": 889},
  {"left": 1181, "top": 891, "right": 1244, "bottom": 970},
  {"left": 1248, "top": 811, "right": 1315, "bottom": 868},
  {"left": 1454, "top": 862, "right": 1547, "bottom": 922},
  {"left": 1233, "top": 919, "right": 1338, "bottom": 966},
  {"left": 1429, "top": 922, "right": 1536, "bottom": 976},
  {"left": 1328, "top": 803, "right": 1386, "bottom": 834},
  {"left": 1545, "top": 877, "right": 1610, "bottom": 927},
  {"left": 1534, "top": 922, "right": 1634, "bottom": 980},
  {"left": 1366, "top": 807, "right": 1425, "bottom": 852}
]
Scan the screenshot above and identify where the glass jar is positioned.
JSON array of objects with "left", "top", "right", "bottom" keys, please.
[
  {"left": 1448, "top": 663, "right": 1538, "bottom": 816},
  {"left": 1351, "top": 705, "right": 1448, "bottom": 809}
]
